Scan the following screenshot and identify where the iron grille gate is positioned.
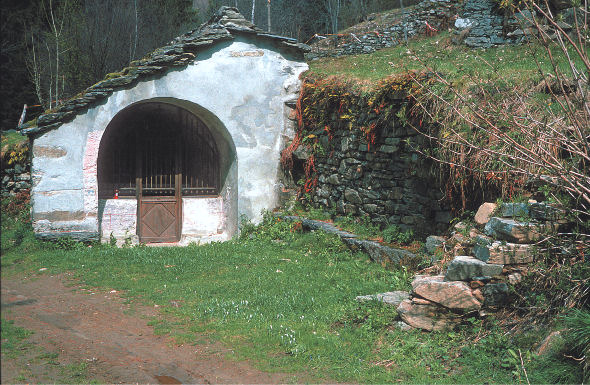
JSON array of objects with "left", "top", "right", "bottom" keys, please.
[{"left": 98, "top": 103, "right": 220, "bottom": 243}]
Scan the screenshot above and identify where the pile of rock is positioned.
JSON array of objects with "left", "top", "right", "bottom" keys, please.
[{"left": 358, "top": 200, "right": 568, "bottom": 331}]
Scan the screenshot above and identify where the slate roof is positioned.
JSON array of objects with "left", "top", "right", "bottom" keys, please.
[{"left": 23, "top": 7, "right": 309, "bottom": 137}]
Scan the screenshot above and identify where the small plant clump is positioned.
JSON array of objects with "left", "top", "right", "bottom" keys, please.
[
  {"left": 382, "top": 224, "right": 414, "bottom": 245},
  {"left": 561, "top": 308, "right": 590, "bottom": 381}
]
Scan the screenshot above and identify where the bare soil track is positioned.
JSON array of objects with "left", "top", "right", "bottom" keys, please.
[{"left": 1, "top": 272, "right": 300, "bottom": 384}]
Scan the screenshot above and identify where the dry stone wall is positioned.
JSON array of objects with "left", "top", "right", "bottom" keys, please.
[
  {"left": 307, "top": 0, "right": 458, "bottom": 59},
  {"left": 457, "top": 0, "right": 533, "bottom": 48},
  {"left": 300, "top": 111, "right": 450, "bottom": 234},
  {"left": 1, "top": 135, "right": 31, "bottom": 197}
]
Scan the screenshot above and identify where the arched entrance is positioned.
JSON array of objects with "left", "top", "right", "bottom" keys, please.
[{"left": 98, "top": 101, "right": 234, "bottom": 243}]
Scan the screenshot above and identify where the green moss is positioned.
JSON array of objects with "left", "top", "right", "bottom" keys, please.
[{"left": 104, "top": 72, "right": 124, "bottom": 80}]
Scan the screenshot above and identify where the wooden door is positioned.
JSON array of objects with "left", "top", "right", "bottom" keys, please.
[{"left": 137, "top": 134, "right": 182, "bottom": 243}]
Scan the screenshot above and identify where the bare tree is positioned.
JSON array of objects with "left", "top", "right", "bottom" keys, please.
[
  {"left": 25, "top": 0, "right": 70, "bottom": 110},
  {"left": 267, "top": 0, "right": 271, "bottom": 32},
  {"left": 324, "top": 0, "right": 341, "bottom": 34},
  {"left": 251, "top": 0, "right": 255, "bottom": 23}
]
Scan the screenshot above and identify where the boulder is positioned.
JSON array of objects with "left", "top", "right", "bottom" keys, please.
[
  {"left": 397, "top": 299, "right": 462, "bottom": 331},
  {"left": 411, "top": 275, "right": 445, "bottom": 290},
  {"left": 508, "top": 272, "right": 523, "bottom": 285},
  {"left": 445, "top": 256, "right": 503, "bottom": 281},
  {"left": 474, "top": 202, "right": 497, "bottom": 225},
  {"left": 473, "top": 241, "right": 535, "bottom": 265},
  {"left": 425, "top": 235, "right": 446, "bottom": 254},
  {"left": 536, "top": 331, "right": 564, "bottom": 355},
  {"left": 413, "top": 279, "right": 482, "bottom": 311},
  {"left": 482, "top": 283, "right": 509, "bottom": 307},
  {"left": 529, "top": 202, "right": 566, "bottom": 221},
  {"left": 355, "top": 291, "right": 409, "bottom": 307},
  {"left": 484, "top": 217, "right": 549, "bottom": 243}
]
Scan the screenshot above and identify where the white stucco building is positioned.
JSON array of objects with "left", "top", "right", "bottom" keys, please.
[{"left": 23, "top": 7, "right": 308, "bottom": 245}]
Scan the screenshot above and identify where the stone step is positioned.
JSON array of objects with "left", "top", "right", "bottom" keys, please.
[
  {"left": 484, "top": 217, "right": 559, "bottom": 243},
  {"left": 355, "top": 291, "right": 409, "bottom": 307},
  {"left": 473, "top": 240, "right": 534, "bottom": 265},
  {"left": 500, "top": 202, "right": 566, "bottom": 221},
  {"left": 397, "top": 299, "right": 462, "bottom": 331},
  {"left": 445, "top": 255, "right": 503, "bottom": 281},
  {"left": 412, "top": 277, "right": 481, "bottom": 311},
  {"left": 474, "top": 202, "right": 497, "bottom": 225}
]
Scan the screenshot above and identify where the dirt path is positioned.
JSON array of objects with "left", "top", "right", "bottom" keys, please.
[{"left": 1, "top": 272, "right": 300, "bottom": 384}]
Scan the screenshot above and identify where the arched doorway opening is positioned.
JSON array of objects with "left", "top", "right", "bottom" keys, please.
[{"left": 98, "top": 101, "right": 234, "bottom": 243}]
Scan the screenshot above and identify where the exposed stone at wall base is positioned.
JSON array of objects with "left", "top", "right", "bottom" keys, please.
[
  {"left": 282, "top": 215, "right": 421, "bottom": 267},
  {"left": 36, "top": 231, "right": 100, "bottom": 242},
  {"left": 389, "top": 200, "right": 571, "bottom": 331},
  {"left": 397, "top": 298, "right": 463, "bottom": 331}
]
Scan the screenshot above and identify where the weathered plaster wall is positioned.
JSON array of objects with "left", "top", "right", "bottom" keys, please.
[
  {"left": 99, "top": 199, "right": 137, "bottom": 242},
  {"left": 31, "top": 38, "right": 308, "bottom": 242},
  {"left": 181, "top": 197, "right": 226, "bottom": 244}
]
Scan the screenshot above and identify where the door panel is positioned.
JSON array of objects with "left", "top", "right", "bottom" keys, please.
[
  {"left": 137, "top": 133, "right": 182, "bottom": 243},
  {"left": 139, "top": 197, "right": 179, "bottom": 243}
]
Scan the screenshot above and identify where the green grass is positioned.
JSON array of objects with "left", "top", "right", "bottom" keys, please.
[
  {"left": 308, "top": 32, "right": 579, "bottom": 87},
  {"left": 1, "top": 209, "right": 584, "bottom": 383},
  {"left": 0, "top": 130, "right": 27, "bottom": 149},
  {"left": 1, "top": 318, "right": 33, "bottom": 358}
]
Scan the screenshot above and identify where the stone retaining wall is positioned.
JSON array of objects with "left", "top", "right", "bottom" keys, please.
[
  {"left": 1, "top": 139, "right": 32, "bottom": 197},
  {"left": 303, "top": 112, "right": 450, "bottom": 235}
]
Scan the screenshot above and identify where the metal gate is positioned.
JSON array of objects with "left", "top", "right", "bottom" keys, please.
[{"left": 97, "top": 103, "right": 220, "bottom": 244}]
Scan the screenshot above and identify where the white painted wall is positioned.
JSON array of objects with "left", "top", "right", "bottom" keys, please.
[
  {"left": 180, "top": 197, "right": 227, "bottom": 245},
  {"left": 99, "top": 199, "right": 138, "bottom": 243},
  {"left": 31, "top": 38, "right": 308, "bottom": 243}
]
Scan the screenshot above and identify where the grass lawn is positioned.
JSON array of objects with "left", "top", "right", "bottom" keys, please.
[
  {"left": 308, "top": 31, "right": 579, "bottom": 88},
  {"left": 1, "top": 207, "right": 583, "bottom": 383}
]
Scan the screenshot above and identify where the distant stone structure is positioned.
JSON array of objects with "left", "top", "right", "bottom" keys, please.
[
  {"left": 307, "top": 0, "right": 459, "bottom": 59},
  {"left": 308, "top": 0, "right": 574, "bottom": 55},
  {"left": 23, "top": 7, "right": 309, "bottom": 245}
]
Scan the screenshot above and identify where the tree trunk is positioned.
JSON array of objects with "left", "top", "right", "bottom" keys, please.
[
  {"left": 251, "top": 0, "right": 255, "bottom": 23},
  {"left": 267, "top": 0, "right": 271, "bottom": 32}
]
